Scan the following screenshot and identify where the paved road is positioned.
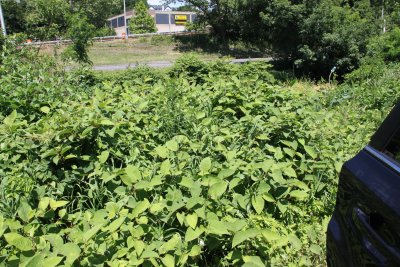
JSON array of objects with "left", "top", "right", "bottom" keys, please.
[{"left": 92, "top": 58, "right": 271, "bottom": 71}]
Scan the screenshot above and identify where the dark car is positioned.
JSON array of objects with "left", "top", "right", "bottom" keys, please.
[{"left": 327, "top": 104, "right": 400, "bottom": 266}]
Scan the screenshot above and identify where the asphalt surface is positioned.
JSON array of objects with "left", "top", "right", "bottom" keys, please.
[{"left": 92, "top": 58, "right": 271, "bottom": 71}]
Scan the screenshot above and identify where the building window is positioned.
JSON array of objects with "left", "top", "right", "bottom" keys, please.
[
  {"left": 118, "top": 16, "right": 125, "bottom": 27},
  {"left": 156, "top": 14, "right": 169, "bottom": 24},
  {"left": 111, "top": 18, "right": 118, "bottom": 28}
]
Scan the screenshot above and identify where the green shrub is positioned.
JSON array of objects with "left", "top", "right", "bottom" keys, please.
[
  {"left": 0, "top": 47, "right": 395, "bottom": 266},
  {"left": 367, "top": 27, "right": 400, "bottom": 63}
]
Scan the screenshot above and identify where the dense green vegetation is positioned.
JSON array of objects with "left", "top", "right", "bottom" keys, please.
[
  {"left": 182, "top": 0, "right": 400, "bottom": 77},
  {"left": 2, "top": 0, "right": 121, "bottom": 40},
  {"left": 1, "top": 37, "right": 399, "bottom": 266},
  {"left": 4, "top": 0, "right": 400, "bottom": 78}
]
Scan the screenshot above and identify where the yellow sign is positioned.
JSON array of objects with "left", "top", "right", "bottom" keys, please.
[{"left": 175, "top": 15, "right": 188, "bottom": 21}]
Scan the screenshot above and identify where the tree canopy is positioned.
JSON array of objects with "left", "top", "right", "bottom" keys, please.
[
  {"left": 176, "top": 0, "right": 400, "bottom": 77},
  {"left": 129, "top": 0, "right": 157, "bottom": 34}
]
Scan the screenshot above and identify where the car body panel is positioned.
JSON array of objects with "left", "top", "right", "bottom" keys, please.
[{"left": 327, "top": 104, "right": 400, "bottom": 267}]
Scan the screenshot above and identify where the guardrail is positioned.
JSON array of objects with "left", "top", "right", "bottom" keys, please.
[{"left": 21, "top": 31, "right": 203, "bottom": 46}]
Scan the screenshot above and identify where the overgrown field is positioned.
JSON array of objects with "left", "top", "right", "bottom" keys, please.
[{"left": 0, "top": 46, "right": 399, "bottom": 266}]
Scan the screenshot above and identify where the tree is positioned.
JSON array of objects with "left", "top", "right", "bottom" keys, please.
[
  {"left": 63, "top": 13, "right": 95, "bottom": 63},
  {"left": 2, "top": 0, "right": 27, "bottom": 34},
  {"left": 24, "top": 0, "right": 70, "bottom": 40},
  {"left": 129, "top": 0, "right": 156, "bottom": 34},
  {"left": 295, "top": 1, "right": 378, "bottom": 77},
  {"left": 69, "top": 0, "right": 122, "bottom": 28}
]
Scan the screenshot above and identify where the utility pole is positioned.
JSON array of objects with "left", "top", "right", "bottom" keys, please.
[
  {"left": 123, "top": 0, "right": 128, "bottom": 39},
  {"left": 381, "top": 0, "right": 386, "bottom": 33},
  {"left": 0, "top": 2, "right": 6, "bottom": 36}
]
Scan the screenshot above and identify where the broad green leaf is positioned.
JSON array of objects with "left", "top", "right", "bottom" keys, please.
[
  {"left": 105, "top": 126, "right": 116, "bottom": 137},
  {"left": 44, "top": 234, "right": 63, "bottom": 250},
  {"left": 270, "top": 170, "right": 286, "bottom": 184},
  {"left": 4, "top": 233, "right": 33, "bottom": 251},
  {"left": 100, "top": 119, "right": 114, "bottom": 126},
  {"left": 141, "top": 249, "right": 158, "bottom": 258},
  {"left": 226, "top": 220, "right": 247, "bottom": 233},
  {"left": 160, "top": 159, "right": 171, "bottom": 176},
  {"left": 261, "top": 230, "right": 281, "bottom": 242},
  {"left": 251, "top": 195, "right": 265, "bottom": 214},
  {"left": 84, "top": 224, "right": 103, "bottom": 242},
  {"left": 18, "top": 199, "right": 32, "bottom": 222},
  {"left": 132, "top": 199, "right": 150, "bottom": 218},
  {"left": 124, "top": 165, "right": 141, "bottom": 185},
  {"left": 176, "top": 213, "right": 185, "bottom": 225},
  {"left": 149, "top": 203, "right": 165, "bottom": 214},
  {"left": 133, "top": 240, "right": 145, "bottom": 256},
  {"left": 334, "top": 161, "right": 343, "bottom": 173},
  {"left": 288, "top": 234, "right": 302, "bottom": 250},
  {"left": 262, "top": 193, "right": 275, "bottom": 203},
  {"left": 107, "top": 216, "right": 126, "bottom": 232},
  {"left": 159, "top": 234, "right": 181, "bottom": 254},
  {"left": 49, "top": 199, "right": 68, "bottom": 210},
  {"left": 43, "top": 256, "right": 64, "bottom": 267},
  {"left": 0, "top": 215, "right": 4, "bottom": 237},
  {"left": 229, "top": 178, "right": 241, "bottom": 190},
  {"left": 261, "top": 159, "right": 274, "bottom": 173},
  {"left": 98, "top": 151, "right": 109, "bottom": 164},
  {"left": 289, "top": 190, "right": 308, "bottom": 201},
  {"left": 290, "top": 179, "right": 310, "bottom": 191},
  {"left": 186, "top": 213, "right": 198, "bottom": 229},
  {"left": 304, "top": 145, "right": 317, "bottom": 159},
  {"left": 196, "top": 111, "right": 206, "bottom": 119},
  {"left": 277, "top": 201, "right": 288, "bottom": 213},
  {"left": 218, "top": 168, "right": 235, "bottom": 179},
  {"left": 283, "top": 167, "right": 297, "bottom": 178},
  {"left": 208, "top": 181, "right": 228, "bottom": 199},
  {"left": 310, "top": 244, "right": 323, "bottom": 255},
  {"left": 189, "top": 245, "right": 201, "bottom": 257},
  {"left": 180, "top": 176, "right": 194, "bottom": 188},
  {"left": 3, "top": 110, "right": 17, "bottom": 126},
  {"left": 38, "top": 197, "right": 50, "bottom": 211},
  {"left": 199, "top": 157, "right": 212, "bottom": 175},
  {"left": 166, "top": 140, "right": 179, "bottom": 152},
  {"left": 185, "top": 227, "right": 204, "bottom": 242},
  {"left": 21, "top": 254, "right": 43, "bottom": 267},
  {"left": 60, "top": 243, "right": 81, "bottom": 264},
  {"left": 207, "top": 220, "right": 230, "bottom": 235},
  {"left": 232, "top": 229, "right": 260, "bottom": 247},
  {"left": 242, "top": 256, "right": 265, "bottom": 267},
  {"left": 161, "top": 254, "right": 175, "bottom": 267},
  {"left": 155, "top": 146, "right": 169, "bottom": 158},
  {"left": 40, "top": 106, "right": 50, "bottom": 114}
]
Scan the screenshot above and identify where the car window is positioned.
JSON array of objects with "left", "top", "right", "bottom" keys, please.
[{"left": 383, "top": 127, "right": 400, "bottom": 162}]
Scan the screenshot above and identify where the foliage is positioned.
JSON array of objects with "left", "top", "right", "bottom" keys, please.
[
  {"left": 24, "top": 0, "right": 70, "bottom": 40},
  {"left": 0, "top": 47, "right": 396, "bottom": 266},
  {"left": 129, "top": 0, "right": 157, "bottom": 34},
  {"left": 367, "top": 26, "right": 400, "bottom": 62},
  {"left": 62, "top": 13, "right": 96, "bottom": 64},
  {"left": 150, "top": 35, "right": 175, "bottom": 46},
  {"left": 2, "top": 0, "right": 27, "bottom": 34},
  {"left": 178, "top": 0, "right": 400, "bottom": 77},
  {"left": 94, "top": 26, "right": 116, "bottom": 37},
  {"left": 2, "top": 0, "right": 122, "bottom": 39},
  {"left": 69, "top": 0, "right": 122, "bottom": 29},
  {"left": 295, "top": 2, "right": 377, "bottom": 77}
]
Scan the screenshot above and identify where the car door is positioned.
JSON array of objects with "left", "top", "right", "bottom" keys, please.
[{"left": 327, "top": 104, "right": 400, "bottom": 267}]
